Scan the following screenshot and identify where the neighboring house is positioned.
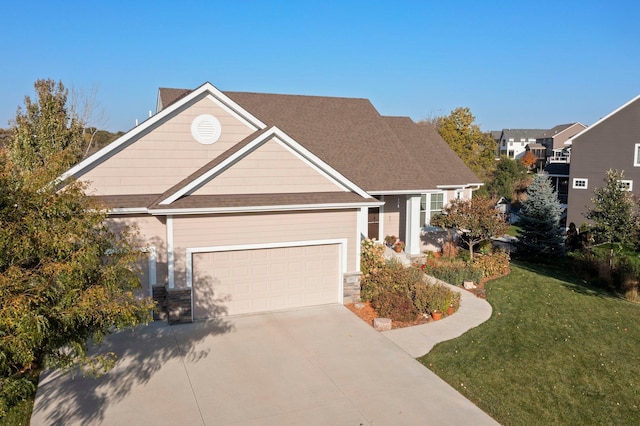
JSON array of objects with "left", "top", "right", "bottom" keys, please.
[
  {"left": 566, "top": 94, "right": 640, "bottom": 227},
  {"left": 497, "top": 129, "right": 546, "bottom": 159},
  {"left": 59, "top": 82, "right": 480, "bottom": 322},
  {"left": 536, "top": 122, "right": 587, "bottom": 157}
]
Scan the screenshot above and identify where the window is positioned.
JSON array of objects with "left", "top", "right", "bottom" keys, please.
[
  {"left": 573, "top": 178, "right": 588, "bottom": 189},
  {"left": 619, "top": 180, "right": 633, "bottom": 191},
  {"left": 420, "top": 193, "right": 445, "bottom": 226},
  {"left": 634, "top": 144, "right": 640, "bottom": 167}
]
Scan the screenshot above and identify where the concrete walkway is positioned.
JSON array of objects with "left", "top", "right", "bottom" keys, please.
[{"left": 384, "top": 279, "right": 493, "bottom": 357}]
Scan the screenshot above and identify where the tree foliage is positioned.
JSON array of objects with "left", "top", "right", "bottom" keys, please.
[
  {"left": 520, "top": 150, "right": 537, "bottom": 170},
  {"left": 434, "top": 107, "right": 498, "bottom": 180},
  {"left": 485, "top": 156, "right": 529, "bottom": 200},
  {"left": 0, "top": 80, "right": 153, "bottom": 418},
  {"left": 7, "top": 79, "right": 85, "bottom": 175},
  {"left": 586, "top": 169, "right": 637, "bottom": 268},
  {"left": 515, "top": 172, "right": 565, "bottom": 258},
  {"left": 431, "top": 197, "right": 509, "bottom": 260}
]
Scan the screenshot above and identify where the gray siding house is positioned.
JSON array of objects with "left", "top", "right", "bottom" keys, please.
[{"left": 566, "top": 95, "right": 640, "bottom": 227}]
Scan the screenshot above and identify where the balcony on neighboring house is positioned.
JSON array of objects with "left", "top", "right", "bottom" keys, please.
[{"left": 549, "top": 148, "right": 571, "bottom": 164}]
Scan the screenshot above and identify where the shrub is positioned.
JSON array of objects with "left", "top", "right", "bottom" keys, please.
[
  {"left": 372, "top": 290, "right": 418, "bottom": 322},
  {"left": 472, "top": 251, "right": 510, "bottom": 278},
  {"left": 421, "top": 259, "right": 483, "bottom": 285},
  {"left": 442, "top": 241, "right": 458, "bottom": 259}
]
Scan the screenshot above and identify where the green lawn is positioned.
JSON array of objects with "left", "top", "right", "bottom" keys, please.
[{"left": 420, "top": 260, "right": 640, "bottom": 425}]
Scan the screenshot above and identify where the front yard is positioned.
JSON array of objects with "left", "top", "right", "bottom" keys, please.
[{"left": 420, "top": 260, "right": 640, "bottom": 425}]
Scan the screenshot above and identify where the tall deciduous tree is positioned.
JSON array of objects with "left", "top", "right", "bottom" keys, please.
[
  {"left": 586, "top": 169, "right": 636, "bottom": 268},
  {"left": 515, "top": 172, "right": 565, "bottom": 258},
  {"left": 0, "top": 80, "right": 153, "bottom": 418},
  {"left": 431, "top": 197, "right": 509, "bottom": 260},
  {"left": 433, "top": 107, "right": 498, "bottom": 180}
]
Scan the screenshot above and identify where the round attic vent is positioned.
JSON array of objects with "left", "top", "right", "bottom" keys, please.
[{"left": 191, "top": 114, "right": 222, "bottom": 145}]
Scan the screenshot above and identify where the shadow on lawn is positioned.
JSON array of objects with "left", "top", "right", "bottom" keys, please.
[
  {"left": 510, "top": 258, "right": 621, "bottom": 301},
  {"left": 31, "top": 270, "right": 234, "bottom": 425}
]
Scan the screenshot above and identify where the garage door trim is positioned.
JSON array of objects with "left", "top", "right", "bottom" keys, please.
[{"left": 186, "top": 238, "right": 347, "bottom": 319}]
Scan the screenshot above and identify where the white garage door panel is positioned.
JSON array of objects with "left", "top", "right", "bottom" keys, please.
[{"left": 193, "top": 244, "right": 340, "bottom": 318}]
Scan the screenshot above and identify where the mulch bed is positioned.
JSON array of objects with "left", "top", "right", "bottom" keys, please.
[{"left": 347, "top": 270, "right": 509, "bottom": 329}]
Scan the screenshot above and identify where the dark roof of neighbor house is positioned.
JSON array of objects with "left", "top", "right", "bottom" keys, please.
[
  {"left": 538, "top": 123, "right": 574, "bottom": 139},
  {"left": 158, "top": 87, "right": 480, "bottom": 192},
  {"left": 501, "top": 129, "right": 546, "bottom": 140}
]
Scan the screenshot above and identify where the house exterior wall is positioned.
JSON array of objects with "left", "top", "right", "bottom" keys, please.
[
  {"left": 192, "top": 138, "right": 343, "bottom": 195},
  {"left": 79, "top": 97, "right": 255, "bottom": 195},
  {"left": 567, "top": 98, "right": 640, "bottom": 227},
  {"left": 170, "top": 209, "right": 359, "bottom": 288},
  {"left": 553, "top": 123, "right": 587, "bottom": 150},
  {"left": 381, "top": 195, "right": 402, "bottom": 240},
  {"left": 104, "top": 214, "right": 168, "bottom": 296}
]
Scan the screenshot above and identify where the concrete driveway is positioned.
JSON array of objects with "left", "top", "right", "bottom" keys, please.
[{"left": 31, "top": 305, "right": 497, "bottom": 425}]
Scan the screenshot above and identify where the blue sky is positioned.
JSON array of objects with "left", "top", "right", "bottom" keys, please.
[{"left": 1, "top": 1, "right": 638, "bottom": 132}]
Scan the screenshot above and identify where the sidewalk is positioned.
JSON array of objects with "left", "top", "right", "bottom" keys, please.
[{"left": 383, "top": 279, "right": 493, "bottom": 357}]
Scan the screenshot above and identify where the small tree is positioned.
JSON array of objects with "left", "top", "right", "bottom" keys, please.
[
  {"left": 586, "top": 169, "right": 636, "bottom": 268},
  {"left": 485, "top": 156, "right": 528, "bottom": 200},
  {"left": 431, "top": 197, "right": 509, "bottom": 260},
  {"left": 515, "top": 172, "right": 565, "bottom": 258},
  {"left": 520, "top": 150, "right": 537, "bottom": 170}
]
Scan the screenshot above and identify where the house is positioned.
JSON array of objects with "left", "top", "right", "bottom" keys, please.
[
  {"left": 60, "top": 82, "right": 480, "bottom": 322},
  {"left": 497, "top": 128, "right": 546, "bottom": 159},
  {"left": 566, "top": 95, "right": 640, "bottom": 228}
]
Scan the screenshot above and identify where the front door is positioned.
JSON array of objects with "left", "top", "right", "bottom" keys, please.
[{"left": 368, "top": 208, "right": 380, "bottom": 240}]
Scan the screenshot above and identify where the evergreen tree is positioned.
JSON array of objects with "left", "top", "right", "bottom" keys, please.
[{"left": 516, "top": 172, "right": 565, "bottom": 258}]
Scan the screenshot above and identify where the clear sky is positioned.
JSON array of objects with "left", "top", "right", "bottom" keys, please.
[{"left": 1, "top": 1, "right": 638, "bottom": 132}]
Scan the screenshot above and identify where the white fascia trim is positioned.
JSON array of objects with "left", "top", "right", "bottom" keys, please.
[
  {"left": 185, "top": 238, "right": 348, "bottom": 289},
  {"left": 108, "top": 207, "right": 149, "bottom": 214},
  {"left": 159, "top": 126, "right": 372, "bottom": 205},
  {"left": 58, "top": 82, "right": 266, "bottom": 182},
  {"left": 566, "top": 95, "right": 640, "bottom": 145},
  {"left": 149, "top": 200, "right": 384, "bottom": 216},
  {"left": 369, "top": 184, "right": 484, "bottom": 195},
  {"left": 167, "top": 216, "right": 175, "bottom": 288}
]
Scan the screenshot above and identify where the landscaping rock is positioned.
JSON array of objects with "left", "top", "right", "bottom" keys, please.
[
  {"left": 373, "top": 317, "right": 392, "bottom": 331},
  {"left": 354, "top": 302, "right": 366, "bottom": 310},
  {"left": 464, "top": 280, "right": 477, "bottom": 289}
]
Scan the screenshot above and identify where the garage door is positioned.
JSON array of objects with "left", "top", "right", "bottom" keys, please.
[{"left": 192, "top": 244, "right": 341, "bottom": 319}]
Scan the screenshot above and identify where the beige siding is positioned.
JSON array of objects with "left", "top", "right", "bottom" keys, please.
[
  {"left": 171, "top": 210, "right": 357, "bottom": 288},
  {"left": 382, "top": 195, "right": 402, "bottom": 239},
  {"left": 80, "top": 97, "right": 255, "bottom": 195},
  {"left": 105, "top": 215, "right": 168, "bottom": 296},
  {"left": 193, "top": 138, "right": 343, "bottom": 195}
]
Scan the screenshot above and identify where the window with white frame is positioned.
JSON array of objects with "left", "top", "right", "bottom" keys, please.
[
  {"left": 420, "top": 192, "right": 445, "bottom": 226},
  {"left": 573, "top": 178, "right": 588, "bottom": 189},
  {"left": 619, "top": 180, "right": 633, "bottom": 191},
  {"left": 634, "top": 144, "right": 640, "bottom": 167}
]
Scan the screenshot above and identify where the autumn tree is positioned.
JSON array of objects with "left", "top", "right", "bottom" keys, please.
[
  {"left": 0, "top": 80, "right": 153, "bottom": 418},
  {"left": 431, "top": 197, "right": 509, "bottom": 260},
  {"left": 433, "top": 107, "right": 498, "bottom": 180},
  {"left": 520, "top": 150, "right": 537, "bottom": 170},
  {"left": 515, "top": 172, "right": 565, "bottom": 258},
  {"left": 586, "top": 169, "right": 637, "bottom": 268}
]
